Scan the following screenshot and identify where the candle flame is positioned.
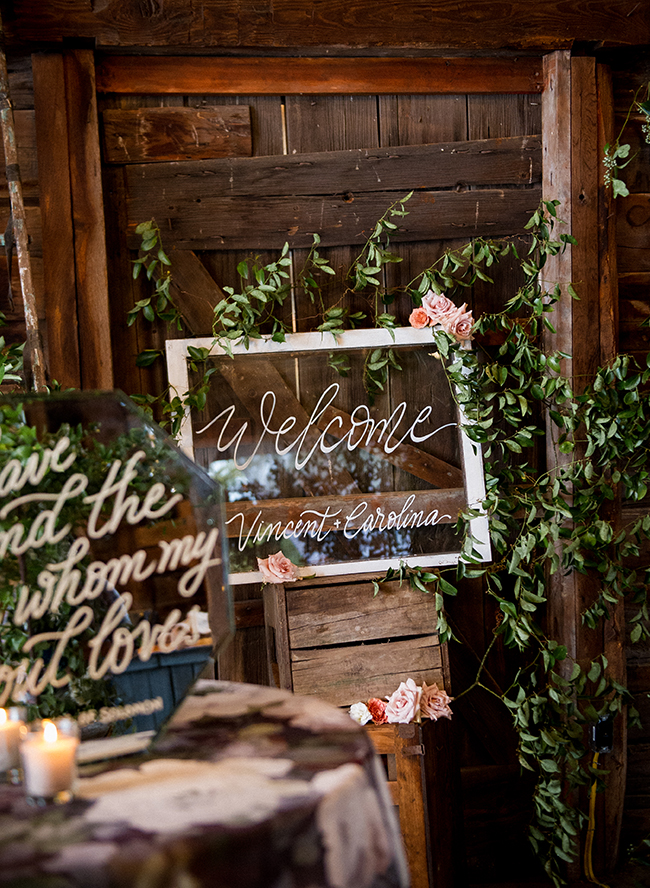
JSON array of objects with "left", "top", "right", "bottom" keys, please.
[
  {"left": 0, "top": 708, "right": 6, "bottom": 726},
  {"left": 43, "top": 720, "right": 58, "bottom": 743}
]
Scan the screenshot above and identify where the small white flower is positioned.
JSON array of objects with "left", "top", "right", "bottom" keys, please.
[{"left": 348, "top": 702, "right": 372, "bottom": 725}]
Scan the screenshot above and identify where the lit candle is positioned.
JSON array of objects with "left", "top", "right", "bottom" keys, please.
[
  {"left": 0, "top": 708, "right": 25, "bottom": 777},
  {"left": 21, "top": 719, "right": 79, "bottom": 800}
]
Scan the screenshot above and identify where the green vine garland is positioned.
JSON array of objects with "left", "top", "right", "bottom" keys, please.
[{"left": 129, "top": 197, "right": 650, "bottom": 886}]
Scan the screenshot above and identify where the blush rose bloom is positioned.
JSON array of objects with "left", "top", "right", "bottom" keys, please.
[
  {"left": 440, "top": 303, "right": 474, "bottom": 342},
  {"left": 420, "top": 682, "right": 453, "bottom": 721},
  {"left": 421, "top": 291, "right": 457, "bottom": 325},
  {"left": 408, "top": 307, "right": 430, "bottom": 329},
  {"left": 257, "top": 551, "right": 299, "bottom": 583},
  {"left": 367, "top": 698, "right": 388, "bottom": 725},
  {"left": 385, "top": 678, "right": 423, "bottom": 725}
]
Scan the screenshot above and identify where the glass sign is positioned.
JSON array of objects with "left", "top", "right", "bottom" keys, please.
[
  {"left": 166, "top": 328, "right": 490, "bottom": 584},
  {"left": 0, "top": 391, "right": 232, "bottom": 752},
  {"left": 167, "top": 328, "right": 487, "bottom": 582}
]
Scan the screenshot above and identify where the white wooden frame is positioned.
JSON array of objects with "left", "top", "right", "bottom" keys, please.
[{"left": 166, "top": 327, "right": 490, "bottom": 584}]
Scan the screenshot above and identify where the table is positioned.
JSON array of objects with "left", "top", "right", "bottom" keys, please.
[{"left": 0, "top": 680, "right": 409, "bottom": 888}]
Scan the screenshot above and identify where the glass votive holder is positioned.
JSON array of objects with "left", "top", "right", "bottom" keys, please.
[
  {"left": 20, "top": 718, "right": 80, "bottom": 805},
  {"left": 0, "top": 707, "right": 27, "bottom": 784}
]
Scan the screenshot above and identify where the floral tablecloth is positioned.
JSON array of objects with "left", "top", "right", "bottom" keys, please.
[{"left": 0, "top": 680, "right": 409, "bottom": 888}]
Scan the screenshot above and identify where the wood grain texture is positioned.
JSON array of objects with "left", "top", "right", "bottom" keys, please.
[
  {"left": 102, "top": 106, "right": 252, "bottom": 163},
  {"left": 285, "top": 578, "right": 438, "bottom": 647},
  {"left": 617, "top": 193, "right": 650, "bottom": 273},
  {"left": 31, "top": 53, "right": 80, "bottom": 389},
  {"left": 95, "top": 56, "right": 544, "bottom": 95},
  {"left": 63, "top": 49, "right": 114, "bottom": 389},
  {"left": 125, "top": 135, "right": 541, "bottom": 197},
  {"left": 597, "top": 63, "right": 619, "bottom": 368},
  {"left": 126, "top": 187, "right": 541, "bottom": 251},
  {"left": 290, "top": 635, "right": 443, "bottom": 707},
  {"left": 163, "top": 249, "right": 226, "bottom": 335},
  {"left": 9, "top": 2, "right": 650, "bottom": 49}
]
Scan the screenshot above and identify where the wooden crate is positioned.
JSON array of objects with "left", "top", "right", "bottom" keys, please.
[
  {"left": 263, "top": 574, "right": 448, "bottom": 703},
  {"left": 262, "top": 575, "right": 462, "bottom": 888}
]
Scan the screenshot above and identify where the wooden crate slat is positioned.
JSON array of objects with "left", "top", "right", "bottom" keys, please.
[
  {"left": 102, "top": 106, "right": 252, "bottom": 164},
  {"left": 96, "top": 56, "right": 544, "bottom": 95},
  {"left": 286, "top": 580, "right": 437, "bottom": 647},
  {"left": 127, "top": 187, "right": 541, "bottom": 251},
  {"left": 290, "top": 635, "right": 443, "bottom": 707},
  {"left": 125, "top": 134, "right": 541, "bottom": 199}
]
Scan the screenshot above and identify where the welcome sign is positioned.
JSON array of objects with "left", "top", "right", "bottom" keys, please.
[
  {"left": 166, "top": 328, "right": 490, "bottom": 583},
  {"left": 0, "top": 391, "right": 232, "bottom": 741}
]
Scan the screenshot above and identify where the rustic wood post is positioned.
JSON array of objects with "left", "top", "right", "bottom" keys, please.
[
  {"left": 542, "top": 50, "right": 625, "bottom": 877},
  {"left": 32, "top": 49, "right": 114, "bottom": 390}
]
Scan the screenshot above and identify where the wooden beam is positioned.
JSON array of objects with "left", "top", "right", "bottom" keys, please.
[
  {"left": 31, "top": 53, "right": 80, "bottom": 389},
  {"left": 96, "top": 56, "right": 545, "bottom": 96},
  {"left": 543, "top": 51, "right": 626, "bottom": 878},
  {"left": 597, "top": 61, "right": 626, "bottom": 871},
  {"left": 63, "top": 49, "right": 114, "bottom": 389},
  {"left": 164, "top": 250, "right": 227, "bottom": 336},
  {"left": 9, "top": 2, "right": 650, "bottom": 50},
  {"left": 127, "top": 187, "right": 541, "bottom": 251},
  {"left": 125, "top": 134, "right": 542, "bottom": 197}
]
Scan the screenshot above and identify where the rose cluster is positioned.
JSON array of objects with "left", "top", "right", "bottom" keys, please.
[
  {"left": 349, "top": 678, "right": 453, "bottom": 726},
  {"left": 257, "top": 551, "right": 300, "bottom": 583},
  {"left": 408, "top": 290, "right": 474, "bottom": 342}
]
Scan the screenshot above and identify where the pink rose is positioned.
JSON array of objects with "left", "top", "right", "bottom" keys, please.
[
  {"left": 421, "top": 291, "right": 457, "bottom": 325},
  {"left": 420, "top": 682, "right": 453, "bottom": 721},
  {"left": 440, "top": 303, "right": 474, "bottom": 342},
  {"left": 408, "top": 307, "right": 430, "bottom": 329},
  {"left": 367, "top": 698, "right": 388, "bottom": 725},
  {"left": 257, "top": 551, "right": 299, "bottom": 583},
  {"left": 385, "top": 678, "right": 422, "bottom": 725}
]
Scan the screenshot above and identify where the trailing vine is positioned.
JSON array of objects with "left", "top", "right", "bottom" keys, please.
[
  {"left": 603, "top": 81, "right": 650, "bottom": 197},
  {"left": 128, "top": 196, "right": 650, "bottom": 885}
]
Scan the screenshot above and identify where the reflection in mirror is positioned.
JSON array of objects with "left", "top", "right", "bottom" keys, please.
[{"left": 0, "top": 391, "right": 232, "bottom": 762}]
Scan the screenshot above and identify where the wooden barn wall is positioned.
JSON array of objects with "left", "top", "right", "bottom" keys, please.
[
  {"left": 1, "top": 13, "right": 649, "bottom": 878},
  {"left": 609, "top": 47, "right": 650, "bottom": 855}
]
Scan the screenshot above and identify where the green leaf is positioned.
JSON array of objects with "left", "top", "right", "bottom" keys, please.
[{"left": 135, "top": 349, "right": 162, "bottom": 367}]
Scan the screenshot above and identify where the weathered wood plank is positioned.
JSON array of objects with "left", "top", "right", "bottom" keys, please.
[
  {"left": 224, "top": 488, "right": 465, "bottom": 537},
  {"left": 102, "top": 106, "right": 252, "bottom": 164},
  {"left": 125, "top": 135, "right": 541, "bottom": 199},
  {"left": 315, "top": 404, "right": 464, "bottom": 488},
  {"left": 617, "top": 194, "right": 650, "bottom": 273},
  {"left": 286, "top": 578, "right": 437, "bottom": 647},
  {"left": 31, "top": 54, "right": 79, "bottom": 389},
  {"left": 95, "top": 56, "right": 544, "bottom": 95},
  {"left": 9, "top": 1, "right": 650, "bottom": 49},
  {"left": 597, "top": 63, "right": 619, "bottom": 367},
  {"left": 290, "top": 635, "right": 443, "bottom": 707},
  {"left": 63, "top": 49, "right": 113, "bottom": 389},
  {"left": 163, "top": 249, "right": 226, "bottom": 335},
  {"left": 127, "top": 187, "right": 541, "bottom": 251}
]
